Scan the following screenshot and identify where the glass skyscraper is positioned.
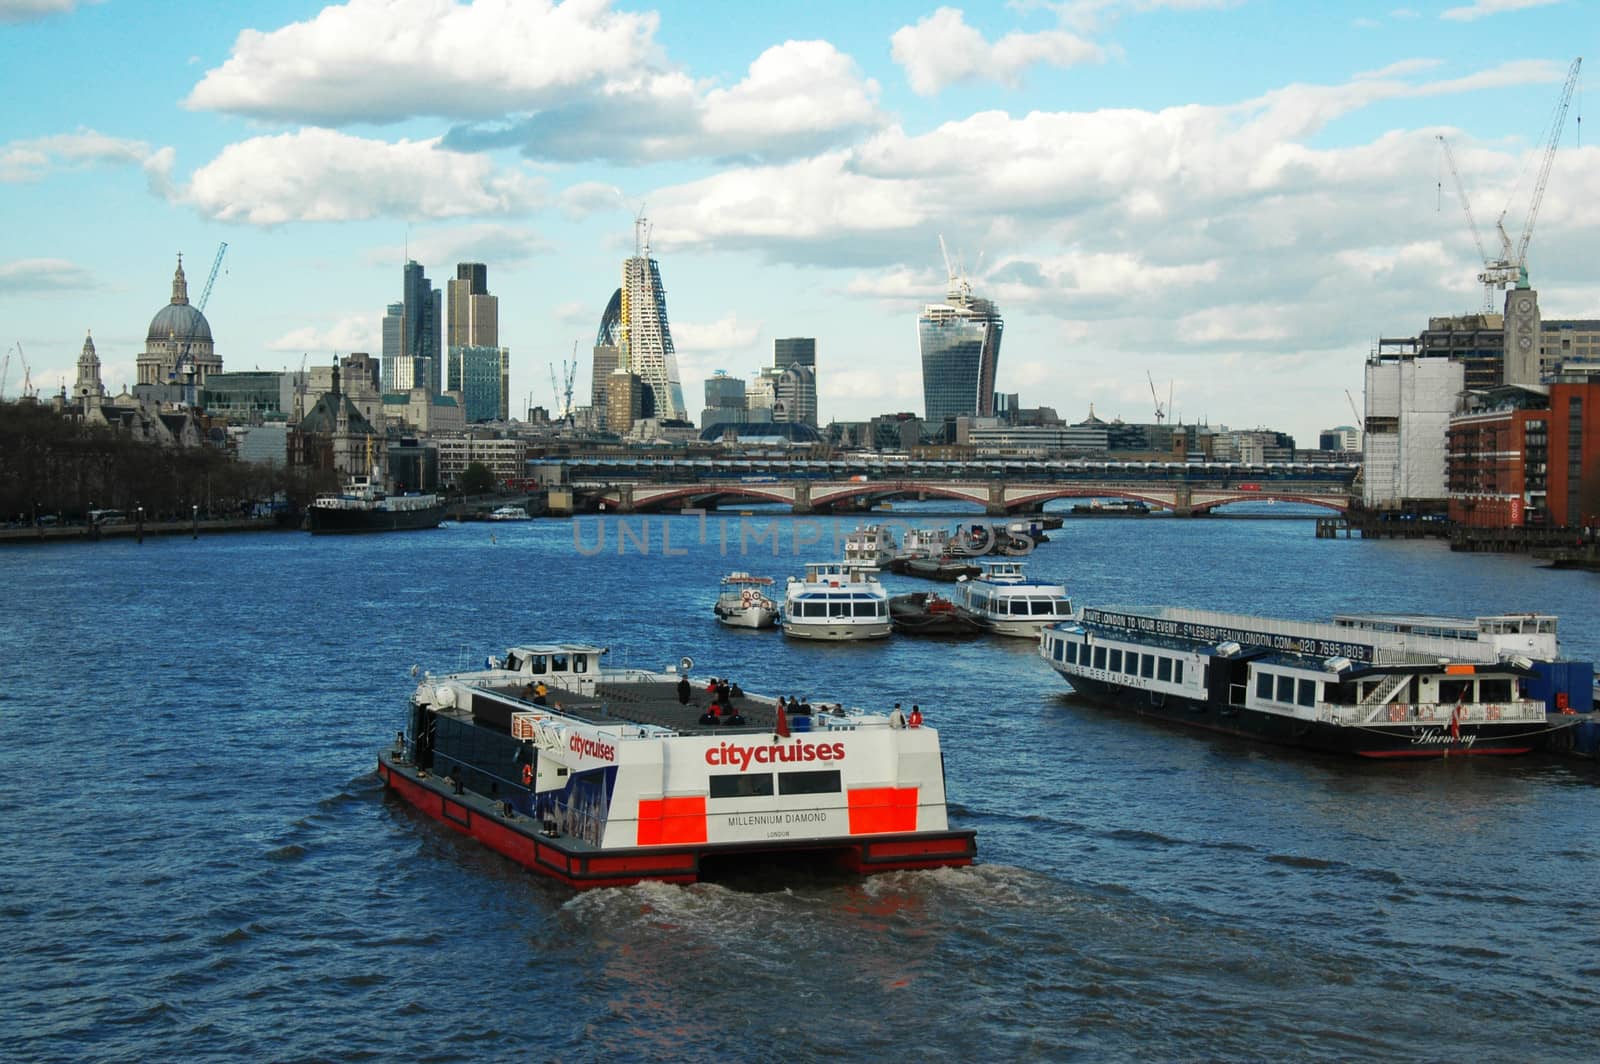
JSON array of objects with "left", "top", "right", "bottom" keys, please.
[
  {"left": 402, "top": 260, "right": 442, "bottom": 395},
  {"left": 918, "top": 281, "right": 1002, "bottom": 422},
  {"left": 620, "top": 218, "right": 687, "bottom": 422},
  {"left": 448, "top": 345, "right": 510, "bottom": 423}
]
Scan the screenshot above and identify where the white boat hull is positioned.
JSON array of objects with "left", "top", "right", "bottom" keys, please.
[
  {"left": 966, "top": 614, "right": 1058, "bottom": 638},
  {"left": 783, "top": 620, "right": 892, "bottom": 641},
  {"left": 716, "top": 605, "right": 780, "bottom": 629}
]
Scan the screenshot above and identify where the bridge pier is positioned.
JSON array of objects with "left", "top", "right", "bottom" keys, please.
[
  {"left": 609, "top": 485, "right": 635, "bottom": 514},
  {"left": 791, "top": 482, "right": 812, "bottom": 515},
  {"left": 987, "top": 483, "right": 1008, "bottom": 516},
  {"left": 1172, "top": 484, "right": 1192, "bottom": 517}
]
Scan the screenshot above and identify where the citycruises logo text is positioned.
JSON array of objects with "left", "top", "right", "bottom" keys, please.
[
  {"left": 705, "top": 740, "right": 846, "bottom": 772},
  {"left": 569, "top": 734, "right": 616, "bottom": 762}
]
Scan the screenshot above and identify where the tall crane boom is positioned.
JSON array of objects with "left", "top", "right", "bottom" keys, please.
[
  {"left": 1146, "top": 370, "right": 1166, "bottom": 424},
  {"left": 1513, "top": 56, "right": 1581, "bottom": 280},
  {"left": 197, "top": 241, "right": 227, "bottom": 311},
  {"left": 1437, "top": 135, "right": 1496, "bottom": 311}
]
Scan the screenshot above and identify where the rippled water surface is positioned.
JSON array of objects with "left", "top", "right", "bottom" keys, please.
[{"left": 3, "top": 509, "right": 1597, "bottom": 1061}]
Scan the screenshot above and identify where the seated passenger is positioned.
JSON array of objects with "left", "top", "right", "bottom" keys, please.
[
  {"left": 729, "top": 681, "right": 745, "bottom": 698},
  {"left": 796, "top": 699, "right": 812, "bottom": 715},
  {"left": 698, "top": 710, "right": 720, "bottom": 726},
  {"left": 725, "top": 712, "right": 746, "bottom": 726}
]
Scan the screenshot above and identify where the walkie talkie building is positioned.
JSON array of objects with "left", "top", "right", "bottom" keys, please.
[{"left": 919, "top": 279, "right": 1002, "bottom": 422}]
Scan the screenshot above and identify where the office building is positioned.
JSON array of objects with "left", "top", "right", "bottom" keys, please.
[
  {"left": 702, "top": 370, "right": 746, "bottom": 429},
  {"left": 401, "top": 261, "right": 442, "bottom": 395},
  {"left": 771, "top": 337, "right": 818, "bottom": 427},
  {"left": 592, "top": 289, "right": 622, "bottom": 430},
  {"left": 447, "top": 263, "right": 499, "bottom": 349},
  {"left": 607, "top": 369, "right": 645, "bottom": 436},
  {"left": 773, "top": 337, "right": 816, "bottom": 369},
  {"left": 449, "top": 345, "right": 511, "bottom": 422},
  {"left": 919, "top": 276, "right": 1002, "bottom": 423},
  {"left": 619, "top": 218, "right": 687, "bottom": 421},
  {"left": 381, "top": 303, "right": 404, "bottom": 391}
]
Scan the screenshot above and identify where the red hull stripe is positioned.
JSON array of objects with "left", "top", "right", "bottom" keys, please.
[{"left": 1357, "top": 746, "right": 1534, "bottom": 758}]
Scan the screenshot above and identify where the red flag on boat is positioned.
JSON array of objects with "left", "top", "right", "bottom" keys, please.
[{"left": 775, "top": 701, "right": 790, "bottom": 738}]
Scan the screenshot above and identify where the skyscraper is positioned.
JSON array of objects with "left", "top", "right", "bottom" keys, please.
[
  {"left": 772, "top": 337, "right": 818, "bottom": 427},
  {"left": 447, "top": 262, "right": 498, "bottom": 349},
  {"left": 381, "top": 303, "right": 404, "bottom": 391},
  {"left": 773, "top": 337, "right": 815, "bottom": 369},
  {"left": 402, "top": 260, "right": 442, "bottom": 395},
  {"left": 591, "top": 288, "right": 622, "bottom": 430},
  {"left": 619, "top": 217, "right": 687, "bottom": 421},
  {"left": 918, "top": 273, "right": 1003, "bottom": 423}
]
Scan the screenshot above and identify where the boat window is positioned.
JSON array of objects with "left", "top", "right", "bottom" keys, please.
[
  {"left": 1158, "top": 657, "right": 1172, "bottom": 682},
  {"left": 1297, "top": 679, "right": 1316, "bottom": 707},
  {"left": 1110, "top": 649, "right": 1123, "bottom": 672},
  {"left": 1479, "top": 678, "right": 1511, "bottom": 702},
  {"left": 853, "top": 602, "right": 876, "bottom": 617},
  {"left": 710, "top": 773, "right": 775, "bottom": 799},
  {"left": 1094, "top": 647, "right": 1107, "bottom": 670},
  {"left": 1010, "top": 600, "right": 1028, "bottom": 615},
  {"left": 1125, "top": 653, "right": 1139, "bottom": 676},
  {"left": 1438, "top": 679, "right": 1471, "bottom": 705},
  {"left": 1174, "top": 661, "right": 1183, "bottom": 684},
  {"left": 779, "top": 769, "right": 841, "bottom": 795},
  {"left": 1276, "top": 676, "right": 1295, "bottom": 703},
  {"left": 1140, "top": 655, "right": 1155, "bottom": 679},
  {"left": 572, "top": 654, "right": 588, "bottom": 674},
  {"left": 829, "top": 601, "right": 849, "bottom": 617},
  {"left": 551, "top": 653, "right": 569, "bottom": 672},
  {"left": 1055, "top": 640, "right": 1067, "bottom": 662},
  {"left": 529, "top": 655, "right": 547, "bottom": 675},
  {"left": 1327, "top": 681, "right": 1357, "bottom": 705},
  {"left": 1256, "top": 673, "right": 1273, "bottom": 699},
  {"left": 1031, "top": 601, "right": 1054, "bottom": 615}
]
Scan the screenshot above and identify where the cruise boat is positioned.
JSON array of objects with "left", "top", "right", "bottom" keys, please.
[
  {"left": 783, "top": 562, "right": 892, "bottom": 641},
  {"left": 487, "top": 505, "right": 531, "bottom": 521},
  {"left": 306, "top": 470, "right": 444, "bottom": 534},
  {"left": 377, "top": 643, "right": 976, "bottom": 888},
  {"left": 954, "top": 560, "right": 1074, "bottom": 637},
  {"left": 1039, "top": 606, "right": 1595, "bottom": 758},
  {"left": 713, "top": 572, "right": 780, "bottom": 629}
]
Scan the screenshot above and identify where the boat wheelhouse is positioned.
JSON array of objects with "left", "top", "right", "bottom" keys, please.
[
  {"left": 843, "top": 525, "right": 898, "bottom": 568},
  {"left": 714, "top": 572, "right": 780, "bottom": 629},
  {"left": 954, "top": 560, "right": 1073, "bottom": 637},
  {"left": 377, "top": 643, "right": 976, "bottom": 888},
  {"left": 783, "top": 561, "right": 891, "bottom": 641},
  {"left": 1039, "top": 605, "right": 1593, "bottom": 758}
]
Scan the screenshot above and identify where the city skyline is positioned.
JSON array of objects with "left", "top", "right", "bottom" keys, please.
[{"left": 2, "top": 0, "right": 1596, "bottom": 444}]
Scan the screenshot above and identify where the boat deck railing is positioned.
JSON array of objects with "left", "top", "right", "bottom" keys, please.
[
  {"left": 1318, "top": 699, "right": 1546, "bottom": 726},
  {"left": 1115, "top": 605, "right": 1503, "bottom": 664}
]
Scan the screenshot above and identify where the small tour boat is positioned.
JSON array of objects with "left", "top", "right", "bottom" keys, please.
[
  {"left": 783, "top": 561, "right": 891, "bottom": 641},
  {"left": 1071, "top": 499, "right": 1151, "bottom": 517},
  {"left": 889, "top": 592, "right": 985, "bottom": 637},
  {"left": 714, "top": 572, "right": 780, "bottom": 629},
  {"left": 378, "top": 643, "right": 976, "bottom": 888},
  {"left": 954, "top": 560, "right": 1074, "bottom": 637},
  {"left": 488, "top": 505, "right": 531, "bottom": 521},
  {"left": 1040, "top": 606, "right": 1594, "bottom": 758}
]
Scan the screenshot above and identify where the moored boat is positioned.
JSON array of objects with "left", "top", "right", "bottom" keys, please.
[
  {"left": 306, "top": 472, "right": 444, "bottom": 534},
  {"left": 714, "top": 572, "right": 780, "bottom": 629},
  {"left": 905, "top": 555, "right": 982, "bottom": 582},
  {"left": 487, "top": 505, "right": 531, "bottom": 521},
  {"left": 1040, "top": 605, "right": 1594, "bottom": 758},
  {"left": 954, "top": 560, "right": 1074, "bottom": 637},
  {"left": 889, "top": 592, "right": 985, "bottom": 636},
  {"left": 783, "top": 561, "right": 892, "bottom": 641},
  {"left": 1071, "top": 499, "right": 1151, "bottom": 516},
  {"left": 377, "top": 644, "right": 976, "bottom": 888},
  {"left": 843, "top": 524, "right": 898, "bottom": 568}
]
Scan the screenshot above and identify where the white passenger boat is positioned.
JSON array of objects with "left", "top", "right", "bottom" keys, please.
[
  {"left": 843, "top": 525, "right": 898, "bottom": 568},
  {"left": 714, "top": 572, "right": 780, "bottom": 629},
  {"left": 954, "top": 560, "right": 1074, "bottom": 637},
  {"left": 488, "top": 505, "right": 531, "bottom": 521},
  {"left": 1040, "top": 606, "right": 1594, "bottom": 758},
  {"left": 378, "top": 642, "right": 976, "bottom": 888},
  {"left": 783, "top": 561, "right": 892, "bottom": 641}
]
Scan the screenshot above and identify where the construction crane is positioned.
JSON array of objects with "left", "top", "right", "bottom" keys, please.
[
  {"left": 1436, "top": 134, "right": 1498, "bottom": 311},
  {"left": 549, "top": 342, "right": 579, "bottom": 420},
  {"left": 1146, "top": 370, "right": 1168, "bottom": 424},
  {"left": 1345, "top": 388, "right": 1364, "bottom": 427},
  {"left": 18, "top": 341, "right": 35, "bottom": 399},
  {"left": 1, "top": 344, "right": 10, "bottom": 400},
  {"left": 1481, "top": 57, "right": 1582, "bottom": 294},
  {"left": 172, "top": 242, "right": 228, "bottom": 407}
]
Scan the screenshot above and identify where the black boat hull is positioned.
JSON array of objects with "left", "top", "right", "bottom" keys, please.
[{"left": 306, "top": 504, "right": 445, "bottom": 534}]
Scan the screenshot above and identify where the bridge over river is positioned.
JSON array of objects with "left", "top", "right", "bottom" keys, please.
[{"left": 565, "top": 458, "right": 1358, "bottom": 516}]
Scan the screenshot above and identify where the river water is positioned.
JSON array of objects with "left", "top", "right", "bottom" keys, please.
[{"left": 3, "top": 508, "right": 1597, "bottom": 1061}]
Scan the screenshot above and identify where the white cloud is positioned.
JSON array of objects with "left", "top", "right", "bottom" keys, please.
[
  {"left": 1441, "top": 0, "right": 1560, "bottom": 21},
  {"left": 1354, "top": 58, "right": 1442, "bottom": 80},
  {"left": 560, "top": 181, "right": 627, "bottom": 219},
  {"left": 891, "top": 7, "right": 1103, "bottom": 96},
  {"left": 364, "top": 224, "right": 548, "bottom": 269},
  {"left": 0, "top": 0, "right": 86, "bottom": 22},
  {"left": 0, "top": 257, "right": 94, "bottom": 292},
  {"left": 673, "top": 314, "right": 763, "bottom": 353},
  {"left": 0, "top": 129, "right": 172, "bottom": 194},
  {"left": 703, "top": 41, "right": 880, "bottom": 142},
  {"left": 183, "top": 129, "right": 544, "bottom": 226},
  {"left": 186, "top": 0, "right": 657, "bottom": 124},
  {"left": 267, "top": 313, "right": 381, "bottom": 355}
]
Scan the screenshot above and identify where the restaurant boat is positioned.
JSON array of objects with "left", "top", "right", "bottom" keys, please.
[
  {"left": 783, "top": 561, "right": 892, "bottom": 641},
  {"left": 377, "top": 644, "right": 976, "bottom": 888},
  {"left": 1040, "top": 606, "right": 1594, "bottom": 758}
]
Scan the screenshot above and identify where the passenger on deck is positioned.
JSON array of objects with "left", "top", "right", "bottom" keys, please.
[
  {"left": 698, "top": 707, "right": 720, "bottom": 726},
  {"left": 797, "top": 697, "right": 813, "bottom": 715},
  {"left": 908, "top": 705, "right": 924, "bottom": 728},
  {"left": 676, "top": 676, "right": 692, "bottom": 705},
  {"left": 519, "top": 682, "right": 536, "bottom": 701},
  {"left": 725, "top": 710, "right": 746, "bottom": 726},
  {"left": 534, "top": 681, "right": 549, "bottom": 705},
  {"left": 888, "top": 703, "right": 907, "bottom": 729},
  {"left": 729, "top": 681, "right": 745, "bottom": 699}
]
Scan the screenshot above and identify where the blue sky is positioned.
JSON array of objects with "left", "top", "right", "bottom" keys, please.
[{"left": 1, "top": 0, "right": 1593, "bottom": 443}]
